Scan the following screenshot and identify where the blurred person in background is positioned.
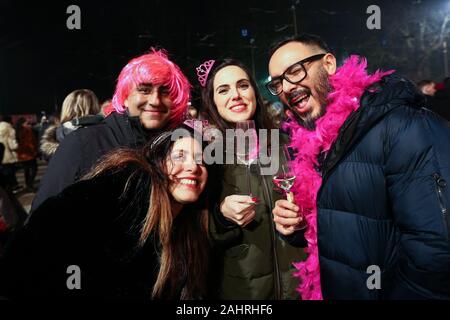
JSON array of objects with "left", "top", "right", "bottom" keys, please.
[
  {"left": 431, "top": 77, "right": 450, "bottom": 122},
  {"left": 0, "top": 116, "right": 20, "bottom": 193},
  {"left": 14, "top": 117, "right": 39, "bottom": 192},
  {"left": 187, "top": 102, "right": 199, "bottom": 119},
  {"left": 40, "top": 89, "right": 102, "bottom": 160},
  {"left": 417, "top": 79, "right": 437, "bottom": 100},
  {"left": 0, "top": 122, "right": 27, "bottom": 257}
]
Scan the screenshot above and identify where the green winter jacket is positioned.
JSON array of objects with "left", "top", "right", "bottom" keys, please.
[{"left": 209, "top": 134, "right": 306, "bottom": 300}]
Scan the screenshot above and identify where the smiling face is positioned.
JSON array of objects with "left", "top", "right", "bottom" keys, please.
[
  {"left": 212, "top": 65, "right": 257, "bottom": 123},
  {"left": 269, "top": 41, "right": 336, "bottom": 129},
  {"left": 124, "top": 83, "right": 173, "bottom": 130},
  {"left": 166, "top": 136, "right": 207, "bottom": 205}
]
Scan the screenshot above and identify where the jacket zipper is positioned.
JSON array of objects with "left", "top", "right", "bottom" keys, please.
[
  {"left": 432, "top": 173, "right": 449, "bottom": 240},
  {"left": 259, "top": 170, "right": 282, "bottom": 300},
  {"left": 316, "top": 122, "right": 354, "bottom": 200},
  {"left": 317, "top": 106, "right": 399, "bottom": 201}
]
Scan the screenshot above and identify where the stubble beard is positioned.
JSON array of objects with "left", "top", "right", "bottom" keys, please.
[{"left": 296, "top": 67, "right": 333, "bottom": 131}]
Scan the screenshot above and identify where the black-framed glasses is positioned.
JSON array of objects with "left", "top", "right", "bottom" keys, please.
[{"left": 266, "top": 53, "right": 326, "bottom": 96}]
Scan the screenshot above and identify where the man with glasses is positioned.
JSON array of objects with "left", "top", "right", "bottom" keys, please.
[
  {"left": 266, "top": 36, "right": 334, "bottom": 130},
  {"left": 269, "top": 34, "right": 450, "bottom": 299}
]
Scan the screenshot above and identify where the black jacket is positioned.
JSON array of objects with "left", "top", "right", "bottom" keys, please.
[
  {"left": 40, "top": 114, "right": 104, "bottom": 160},
  {"left": 1, "top": 165, "right": 159, "bottom": 299},
  {"left": 287, "top": 75, "right": 450, "bottom": 299},
  {"left": 430, "top": 89, "right": 450, "bottom": 122},
  {"left": 32, "top": 112, "right": 153, "bottom": 211}
]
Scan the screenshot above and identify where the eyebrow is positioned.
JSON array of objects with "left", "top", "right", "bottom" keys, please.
[
  {"left": 215, "top": 78, "right": 250, "bottom": 92},
  {"left": 137, "top": 83, "right": 170, "bottom": 92},
  {"left": 136, "top": 83, "right": 153, "bottom": 88},
  {"left": 237, "top": 79, "right": 250, "bottom": 84},
  {"left": 171, "top": 148, "right": 193, "bottom": 154},
  {"left": 171, "top": 150, "right": 204, "bottom": 159},
  {"left": 273, "top": 52, "right": 326, "bottom": 78},
  {"left": 215, "top": 84, "right": 229, "bottom": 92}
]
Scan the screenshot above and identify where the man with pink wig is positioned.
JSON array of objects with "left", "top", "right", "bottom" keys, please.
[{"left": 32, "top": 49, "right": 190, "bottom": 211}]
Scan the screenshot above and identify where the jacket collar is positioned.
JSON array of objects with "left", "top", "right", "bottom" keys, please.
[
  {"left": 320, "top": 74, "right": 426, "bottom": 181},
  {"left": 105, "top": 111, "right": 163, "bottom": 149}
]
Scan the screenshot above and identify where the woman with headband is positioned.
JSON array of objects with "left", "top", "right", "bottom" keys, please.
[
  {"left": 1, "top": 123, "right": 211, "bottom": 300},
  {"left": 197, "top": 59, "right": 306, "bottom": 299}
]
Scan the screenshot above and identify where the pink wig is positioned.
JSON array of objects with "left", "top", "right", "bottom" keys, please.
[{"left": 111, "top": 48, "right": 191, "bottom": 128}]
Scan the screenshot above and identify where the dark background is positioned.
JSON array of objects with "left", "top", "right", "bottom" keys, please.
[{"left": 1, "top": 0, "right": 448, "bottom": 116}]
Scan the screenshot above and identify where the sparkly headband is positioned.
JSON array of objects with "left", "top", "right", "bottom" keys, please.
[
  {"left": 150, "top": 119, "right": 211, "bottom": 150},
  {"left": 183, "top": 119, "right": 209, "bottom": 132},
  {"left": 196, "top": 60, "right": 215, "bottom": 87},
  {"left": 149, "top": 131, "right": 173, "bottom": 150}
]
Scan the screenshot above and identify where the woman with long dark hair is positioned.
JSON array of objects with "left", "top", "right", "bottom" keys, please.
[
  {"left": 198, "top": 58, "right": 306, "bottom": 299},
  {"left": 1, "top": 124, "right": 211, "bottom": 299}
]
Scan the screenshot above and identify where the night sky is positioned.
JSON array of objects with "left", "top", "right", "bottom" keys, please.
[{"left": 1, "top": 0, "right": 448, "bottom": 116}]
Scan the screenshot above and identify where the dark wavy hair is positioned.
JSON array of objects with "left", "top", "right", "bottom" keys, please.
[
  {"left": 200, "top": 59, "right": 274, "bottom": 134},
  {"left": 84, "top": 124, "right": 210, "bottom": 299}
]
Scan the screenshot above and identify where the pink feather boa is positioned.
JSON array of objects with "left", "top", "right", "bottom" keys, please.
[{"left": 284, "top": 55, "right": 394, "bottom": 300}]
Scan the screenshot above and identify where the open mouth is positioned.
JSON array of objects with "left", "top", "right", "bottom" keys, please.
[
  {"left": 229, "top": 104, "right": 247, "bottom": 113},
  {"left": 179, "top": 178, "right": 197, "bottom": 185},
  {"left": 290, "top": 92, "right": 311, "bottom": 113},
  {"left": 177, "top": 178, "right": 200, "bottom": 189}
]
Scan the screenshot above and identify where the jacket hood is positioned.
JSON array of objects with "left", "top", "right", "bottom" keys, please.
[
  {"left": 351, "top": 74, "right": 426, "bottom": 144},
  {"left": 40, "top": 125, "right": 59, "bottom": 158},
  {"left": 321, "top": 74, "right": 426, "bottom": 181},
  {"left": 40, "top": 123, "right": 77, "bottom": 158},
  {"left": 40, "top": 115, "right": 105, "bottom": 158},
  {"left": 360, "top": 74, "right": 425, "bottom": 118}
]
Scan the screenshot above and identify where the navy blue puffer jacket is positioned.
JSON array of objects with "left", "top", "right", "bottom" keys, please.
[{"left": 311, "top": 75, "right": 450, "bottom": 299}]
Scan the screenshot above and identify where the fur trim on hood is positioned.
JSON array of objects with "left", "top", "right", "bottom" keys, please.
[
  {"left": 40, "top": 115, "right": 105, "bottom": 159},
  {"left": 40, "top": 125, "right": 59, "bottom": 158}
]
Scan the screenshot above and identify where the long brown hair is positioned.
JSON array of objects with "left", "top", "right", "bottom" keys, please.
[
  {"left": 201, "top": 59, "right": 275, "bottom": 134},
  {"left": 84, "top": 126, "right": 210, "bottom": 299}
]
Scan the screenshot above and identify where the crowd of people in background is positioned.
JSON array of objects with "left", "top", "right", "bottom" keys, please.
[
  {"left": 0, "top": 33, "right": 449, "bottom": 300},
  {"left": 0, "top": 89, "right": 108, "bottom": 255}
]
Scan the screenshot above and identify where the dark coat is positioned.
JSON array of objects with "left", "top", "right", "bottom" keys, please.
[
  {"left": 431, "top": 89, "right": 450, "bottom": 122},
  {"left": 32, "top": 112, "right": 153, "bottom": 212},
  {"left": 288, "top": 75, "right": 450, "bottom": 299},
  {"left": 40, "top": 114, "right": 104, "bottom": 160},
  {"left": 209, "top": 134, "right": 306, "bottom": 300},
  {"left": 0, "top": 165, "right": 160, "bottom": 299}
]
